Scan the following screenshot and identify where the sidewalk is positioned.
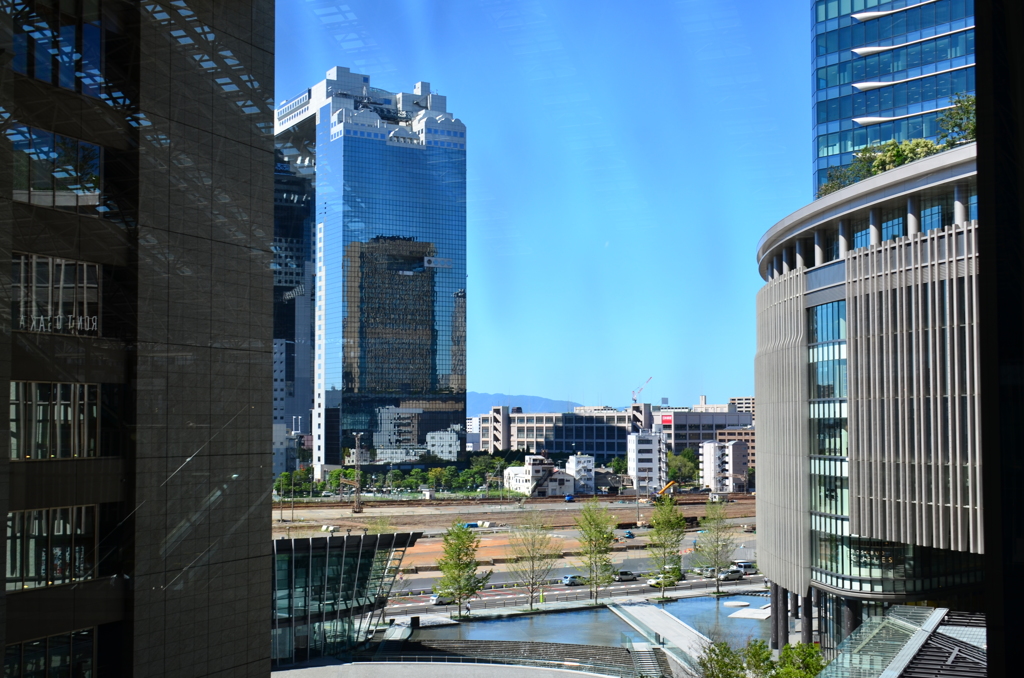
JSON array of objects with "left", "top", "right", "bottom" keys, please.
[{"left": 387, "top": 583, "right": 769, "bottom": 624}]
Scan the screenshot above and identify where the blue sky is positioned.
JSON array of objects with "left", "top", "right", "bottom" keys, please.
[{"left": 276, "top": 0, "right": 811, "bottom": 409}]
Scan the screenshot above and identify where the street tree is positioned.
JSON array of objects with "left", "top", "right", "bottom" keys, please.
[
  {"left": 695, "top": 641, "right": 745, "bottom": 678},
  {"left": 609, "top": 456, "right": 628, "bottom": 475},
  {"left": 506, "top": 512, "right": 562, "bottom": 610},
  {"left": 647, "top": 497, "right": 688, "bottom": 599},
  {"left": 775, "top": 643, "right": 826, "bottom": 678},
  {"left": 573, "top": 499, "right": 616, "bottom": 603},
  {"left": 742, "top": 639, "right": 775, "bottom": 678},
  {"left": 691, "top": 500, "right": 738, "bottom": 593},
  {"left": 434, "top": 520, "right": 491, "bottom": 617}
]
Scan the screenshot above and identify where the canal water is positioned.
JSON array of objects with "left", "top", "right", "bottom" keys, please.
[
  {"left": 413, "top": 594, "right": 771, "bottom": 649},
  {"left": 660, "top": 594, "right": 771, "bottom": 648},
  {"left": 413, "top": 607, "right": 642, "bottom": 646}
]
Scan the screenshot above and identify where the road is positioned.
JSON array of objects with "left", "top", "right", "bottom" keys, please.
[{"left": 385, "top": 574, "right": 768, "bottom": 616}]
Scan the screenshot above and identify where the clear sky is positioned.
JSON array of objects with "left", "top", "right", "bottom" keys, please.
[{"left": 276, "top": 0, "right": 811, "bottom": 408}]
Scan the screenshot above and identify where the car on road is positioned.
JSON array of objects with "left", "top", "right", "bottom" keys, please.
[
  {"left": 718, "top": 569, "right": 743, "bottom": 581},
  {"left": 700, "top": 567, "right": 719, "bottom": 579},
  {"left": 613, "top": 570, "right": 637, "bottom": 582},
  {"left": 732, "top": 561, "right": 757, "bottom": 575},
  {"left": 646, "top": 573, "right": 678, "bottom": 588},
  {"left": 429, "top": 593, "right": 454, "bottom": 605},
  {"left": 562, "top": 575, "right": 586, "bottom": 586}
]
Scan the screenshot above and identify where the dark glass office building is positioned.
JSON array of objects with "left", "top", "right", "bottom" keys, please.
[
  {"left": 271, "top": 532, "right": 420, "bottom": 667},
  {"left": 2, "top": 2, "right": 274, "bottom": 676},
  {"left": 275, "top": 67, "right": 467, "bottom": 480},
  {"left": 812, "top": 0, "right": 975, "bottom": 191}
]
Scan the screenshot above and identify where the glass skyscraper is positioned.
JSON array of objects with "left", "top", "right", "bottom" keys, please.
[
  {"left": 275, "top": 67, "right": 467, "bottom": 479},
  {"left": 812, "top": 0, "right": 975, "bottom": 191}
]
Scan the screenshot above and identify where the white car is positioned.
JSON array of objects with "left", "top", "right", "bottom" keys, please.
[
  {"left": 646, "top": 573, "right": 679, "bottom": 588},
  {"left": 429, "top": 593, "right": 454, "bottom": 605}
]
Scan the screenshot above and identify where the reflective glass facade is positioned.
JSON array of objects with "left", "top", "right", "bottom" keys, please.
[
  {"left": 812, "top": 0, "right": 976, "bottom": 190},
  {"left": 282, "top": 68, "right": 467, "bottom": 476},
  {"left": 271, "top": 533, "right": 419, "bottom": 667}
]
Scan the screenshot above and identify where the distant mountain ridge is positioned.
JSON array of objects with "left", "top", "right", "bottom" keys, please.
[{"left": 467, "top": 392, "right": 582, "bottom": 417}]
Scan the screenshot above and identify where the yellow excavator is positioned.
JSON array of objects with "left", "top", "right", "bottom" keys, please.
[{"left": 657, "top": 480, "right": 677, "bottom": 495}]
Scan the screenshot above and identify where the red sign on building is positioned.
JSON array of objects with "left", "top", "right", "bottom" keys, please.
[{"left": 661, "top": 414, "right": 673, "bottom": 426}]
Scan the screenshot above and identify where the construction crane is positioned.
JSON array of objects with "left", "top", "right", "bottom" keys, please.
[
  {"left": 657, "top": 480, "right": 677, "bottom": 495},
  {"left": 632, "top": 377, "right": 652, "bottom": 404}
]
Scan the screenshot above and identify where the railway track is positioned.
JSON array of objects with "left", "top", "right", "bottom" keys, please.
[{"left": 274, "top": 495, "right": 756, "bottom": 511}]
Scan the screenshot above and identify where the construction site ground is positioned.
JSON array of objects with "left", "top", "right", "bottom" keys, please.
[{"left": 271, "top": 496, "right": 757, "bottom": 574}]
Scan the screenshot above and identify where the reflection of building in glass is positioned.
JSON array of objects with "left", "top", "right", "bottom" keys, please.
[
  {"left": 275, "top": 67, "right": 466, "bottom": 480},
  {"left": 272, "top": 532, "right": 421, "bottom": 667},
  {"left": 811, "top": 0, "right": 975, "bottom": 192},
  {"left": 756, "top": 145, "right": 983, "bottom": 656},
  {"left": 3, "top": 3, "right": 273, "bottom": 675},
  {"left": 343, "top": 237, "right": 437, "bottom": 394}
]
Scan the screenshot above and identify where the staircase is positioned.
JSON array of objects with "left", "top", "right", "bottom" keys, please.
[{"left": 629, "top": 642, "right": 664, "bottom": 678}]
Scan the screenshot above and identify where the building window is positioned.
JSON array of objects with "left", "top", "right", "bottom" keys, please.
[
  {"left": 10, "top": 382, "right": 99, "bottom": 460},
  {"left": 11, "top": 1, "right": 105, "bottom": 96},
  {"left": 8, "top": 125, "right": 102, "bottom": 213},
  {"left": 3, "top": 628, "right": 94, "bottom": 678},
  {"left": 12, "top": 254, "right": 101, "bottom": 336},
  {"left": 6, "top": 506, "right": 96, "bottom": 591},
  {"left": 921, "top": 192, "right": 953, "bottom": 232},
  {"left": 881, "top": 208, "right": 905, "bottom": 241}
]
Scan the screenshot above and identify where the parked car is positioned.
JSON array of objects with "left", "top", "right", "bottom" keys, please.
[
  {"left": 732, "top": 561, "right": 758, "bottom": 575},
  {"left": 701, "top": 567, "right": 719, "bottom": 579},
  {"left": 646, "top": 573, "right": 678, "bottom": 588},
  {"left": 623, "top": 530, "right": 635, "bottom": 539},
  {"left": 613, "top": 570, "right": 637, "bottom": 582},
  {"left": 562, "top": 574, "right": 586, "bottom": 586},
  {"left": 429, "top": 593, "right": 454, "bottom": 605},
  {"left": 718, "top": 569, "right": 743, "bottom": 581},
  {"left": 564, "top": 495, "right": 575, "bottom": 503}
]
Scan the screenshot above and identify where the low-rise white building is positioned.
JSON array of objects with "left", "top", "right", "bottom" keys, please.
[
  {"left": 565, "top": 453, "right": 595, "bottom": 494},
  {"left": 504, "top": 455, "right": 575, "bottom": 498},
  {"left": 627, "top": 429, "right": 668, "bottom": 495},
  {"left": 699, "top": 440, "right": 749, "bottom": 493}
]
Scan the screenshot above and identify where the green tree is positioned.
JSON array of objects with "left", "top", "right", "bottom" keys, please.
[
  {"left": 775, "top": 643, "right": 826, "bottom": 678},
  {"left": 869, "top": 138, "right": 940, "bottom": 173},
  {"left": 696, "top": 641, "right": 745, "bottom": 678},
  {"left": 427, "top": 467, "right": 445, "bottom": 489},
  {"left": 443, "top": 466, "right": 459, "bottom": 489},
  {"left": 691, "top": 500, "right": 738, "bottom": 593},
  {"left": 938, "top": 92, "right": 976, "bottom": 146},
  {"left": 274, "top": 472, "right": 292, "bottom": 496},
  {"left": 742, "top": 639, "right": 775, "bottom": 678},
  {"left": 815, "top": 146, "right": 877, "bottom": 198},
  {"left": 434, "top": 520, "right": 491, "bottom": 617},
  {"left": 327, "top": 469, "right": 343, "bottom": 494},
  {"left": 667, "top": 450, "right": 697, "bottom": 483},
  {"left": 573, "top": 499, "right": 615, "bottom": 603},
  {"left": 746, "top": 466, "right": 755, "bottom": 491},
  {"left": 609, "top": 456, "right": 628, "bottom": 475},
  {"left": 647, "top": 497, "right": 688, "bottom": 598},
  {"left": 505, "top": 512, "right": 561, "bottom": 610}
]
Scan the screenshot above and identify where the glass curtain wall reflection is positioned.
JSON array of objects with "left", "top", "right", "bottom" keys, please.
[
  {"left": 276, "top": 67, "right": 467, "bottom": 479},
  {"left": 812, "top": 0, "right": 976, "bottom": 190}
]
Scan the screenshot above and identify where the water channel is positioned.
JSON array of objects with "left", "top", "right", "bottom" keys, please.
[{"left": 413, "top": 594, "right": 771, "bottom": 649}]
